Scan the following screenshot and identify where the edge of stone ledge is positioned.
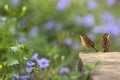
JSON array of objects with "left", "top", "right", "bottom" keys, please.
[{"left": 79, "top": 52, "right": 120, "bottom": 54}]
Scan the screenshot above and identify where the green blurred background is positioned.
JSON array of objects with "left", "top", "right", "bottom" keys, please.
[{"left": 0, "top": 0, "right": 120, "bottom": 79}]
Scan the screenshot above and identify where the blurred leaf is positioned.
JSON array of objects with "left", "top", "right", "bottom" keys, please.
[
  {"left": 3, "top": 62, "right": 7, "bottom": 66},
  {"left": 88, "top": 61, "right": 102, "bottom": 71},
  {"left": 7, "top": 60, "right": 19, "bottom": 66},
  {"left": 10, "top": 46, "right": 19, "bottom": 53},
  {"left": 0, "top": 64, "right": 2, "bottom": 69},
  {"left": 7, "top": 57, "right": 19, "bottom": 66},
  {"left": 23, "top": 56, "right": 28, "bottom": 60},
  {"left": 59, "top": 75, "right": 69, "bottom": 80}
]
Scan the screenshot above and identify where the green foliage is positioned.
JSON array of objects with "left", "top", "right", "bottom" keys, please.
[{"left": 0, "top": 0, "right": 119, "bottom": 79}]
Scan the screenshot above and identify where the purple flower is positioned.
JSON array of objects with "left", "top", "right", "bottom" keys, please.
[
  {"left": 11, "top": 0, "right": 20, "bottom": 6},
  {"left": 31, "top": 53, "right": 39, "bottom": 61},
  {"left": 26, "top": 67, "right": 32, "bottom": 73},
  {"left": 74, "top": 16, "right": 83, "bottom": 25},
  {"left": 106, "top": 0, "right": 116, "bottom": 6},
  {"left": 37, "top": 58, "right": 49, "bottom": 69},
  {"left": 29, "top": 26, "right": 38, "bottom": 37},
  {"left": 12, "top": 74, "right": 30, "bottom": 80},
  {"left": 83, "top": 14, "right": 94, "bottom": 27},
  {"left": 18, "top": 36, "right": 27, "bottom": 44},
  {"left": 92, "top": 26, "right": 104, "bottom": 34},
  {"left": 20, "top": 74, "right": 30, "bottom": 80},
  {"left": 12, "top": 74, "right": 20, "bottom": 80},
  {"left": 65, "top": 38, "right": 73, "bottom": 46},
  {"left": 103, "top": 23, "right": 120, "bottom": 36},
  {"left": 93, "top": 24, "right": 120, "bottom": 36},
  {"left": 60, "top": 67, "right": 70, "bottom": 75},
  {"left": 87, "top": 1, "right": 98, "bottom": 10},
  {"left": 27, "top": 61, "right": 34, "bottom": 67},
  {"left": 26, "top": 61, "right": 34, "bottom": 72},
  {"left": 57, "top": 0, "right": 70, "bottom": 11},
  {"left": 100, "top": 11, "right": 114, "bottom": 23},
  {"left": 44, "top": 21, "right": 55, "bottom": 30}
]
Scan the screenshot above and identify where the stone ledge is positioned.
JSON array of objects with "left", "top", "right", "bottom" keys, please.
[{"left": 79, "top": 52, "right": 120, "bottom": 80}]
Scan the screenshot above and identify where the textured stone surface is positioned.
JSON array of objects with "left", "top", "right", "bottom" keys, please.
[{"left": 79, "top": 52, "right": 120, "bottom": 80}]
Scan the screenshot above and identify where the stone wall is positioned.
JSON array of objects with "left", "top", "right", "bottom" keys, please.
[{"left": 78, "top": 52, "right": 120, "bottom": 80}]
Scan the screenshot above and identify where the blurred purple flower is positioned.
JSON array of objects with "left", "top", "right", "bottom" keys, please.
[
  {"left": 93, "top": 24, "right": 120, "bottom": 36},
  {"left": 72, "top": 42, "right": 80, "bottom": 50},
  {"left": 92, "top": 26, "right": 105, "bottom": 34},
  {"left": 65, "top": 38, "right": 73, "bottom": 46},
  {"left": 26, "top": 60, "right": 34, "bottom": 73},
  {"left": 83, "top": 14, "right": 94, "bottom": 27},
  {"left": 12, "top": 74, "right": 30, "bottom": 80},
  {"left": 31, "top": 53, "right": 39, "bottom": 61},
  {"left": 12, "top": 74, "right": 20, "bottom": 80},
  {"left": 87, "top": 1, "right": 98, "bottom": 10},
  {"left": 37, "top": 58, "right": 49, "bottom": 69},
  {"left": 12, "top": 77, "right": 16, "bottom": 80},
  {"left": 106, "top": 0, "right": 116, "bottom": 6},
  {"left": 29, "top": 26, "right": 38, "bottom": 37},
  {"left": 60, "top": 67, "right": 70, "bottom": 75},
  {"left": 20, "top": 74, "right": 30, "bottom": 80},
  {"left": 100, "top": 11, "right": 114, "bottom": 23},
  {"left": 27, "top": 61, "right": 34, "bottom": 67},
  {"left": 74, "top": 16, "right": 83, "bottom": 25},
  {"left": 57, "top": 0, "right": 70, "bottom": 11},
  {"left": 26, "top": 67, "right": 32, "bottom": 73},
  {"left": 103, "top": 23, "right": 120, "bottom": 36},
  {"left": 44, "top": 21, "right": 55, "bottom": 30},
  {"left": 11, "top": 0, "right": 19, "bottom": 6},
  {"left": 18, "top": 36, "right": 27, "bottom": 44}
]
